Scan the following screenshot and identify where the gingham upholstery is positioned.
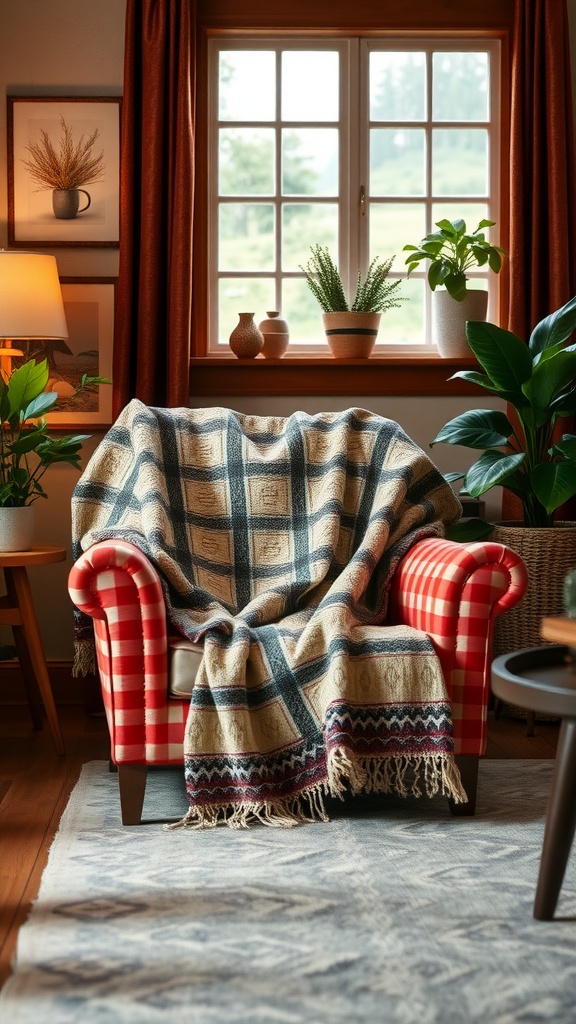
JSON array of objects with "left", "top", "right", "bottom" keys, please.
[{"left": 68, "top": 536, "right": 527, "bottom": 765}]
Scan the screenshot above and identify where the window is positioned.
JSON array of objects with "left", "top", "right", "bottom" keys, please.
[{"left": 207, "top": 36, "right": 501, "bottom": 355}]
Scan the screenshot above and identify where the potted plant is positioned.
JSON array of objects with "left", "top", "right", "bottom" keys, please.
[
  {"left": 403, "top": 218, "right": 506, "bottom": 358},
  {"left": 0, "top": 357, "right": 109, "bottom": 551},
  {"left": 22, "top": 116, "right": 105, "bottom": 220},
  {"left": 300, "top": 245, "right": 405, "bottom": 358},
  {"left": 430, "top": 293, "right": 576, "bottom": 654}
]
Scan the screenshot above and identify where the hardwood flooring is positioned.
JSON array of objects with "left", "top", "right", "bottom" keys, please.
[{"left": 0, "top": 702, "right": 560, "bottom": 989}]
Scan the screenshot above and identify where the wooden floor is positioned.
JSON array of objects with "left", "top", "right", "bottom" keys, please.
[{"left": 0, "top": 702, "right": 560, "bottom": 990}]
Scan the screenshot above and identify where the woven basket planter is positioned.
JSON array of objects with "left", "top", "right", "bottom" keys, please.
[
  {"left": 322, "top": 312, "right": 381, "bottom": 359},
  {"left": 491, "top": 521, "right": 576, "bottom": 725},
  {"left": 491, "top": 521, "right": 576, "bottom": 656}
]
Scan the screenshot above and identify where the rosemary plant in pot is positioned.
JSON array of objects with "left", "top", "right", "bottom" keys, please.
[
  {"left": 0, "top": 358, "right": 107, "bottom": 551},
  {"left": 403, "top": 218, "right": 506, "bottom": 358},
  {"left": 430, "top": 293, "right": 576, "bottom": 653},
  {"left": 300, "top": 245, "right": 405, "bottom": 358}
]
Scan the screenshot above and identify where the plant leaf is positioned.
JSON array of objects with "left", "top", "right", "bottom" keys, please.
[
  {"left": 464, "top": 321, "right": 532, "bottom": 394},
  {"left": 528, "top": 293, "right": 576, "bottom": 358},
  {"left": 431, "top": 408, "right": 513, "bottom": 449},
  {"left": 445, "top": 517, "right": 495, "bottom": 542},
  {"left": 463, "top": 450, "right": 526, "bottom": 497},
  {"left": 531, "top": 461, "right": 576, "bottom": 514}
]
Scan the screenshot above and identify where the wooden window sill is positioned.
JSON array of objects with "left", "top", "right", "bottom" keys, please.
[{"left": 189, "top": 355, "right": 482, "bottom": 397}]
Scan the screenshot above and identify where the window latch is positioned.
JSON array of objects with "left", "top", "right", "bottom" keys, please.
[{"left": 359, "top": 185, "right": 366, "bottom": 217}]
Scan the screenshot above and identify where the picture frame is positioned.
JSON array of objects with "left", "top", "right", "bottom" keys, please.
[
  {"left": 41, "top": 278, "right": 116, "bottom": 430},
  {"left": 7, "top": 96, "right": 121, "bottom": 247}
]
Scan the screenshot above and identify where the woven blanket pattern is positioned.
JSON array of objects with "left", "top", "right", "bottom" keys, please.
[{"left": 72, "top": 401, "right": 465, "bottom": 826}]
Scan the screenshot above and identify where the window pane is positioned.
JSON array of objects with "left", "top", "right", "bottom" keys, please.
[
  {"left": 219, "top": 52, "right": 275, "bottom": 121},
  {"left": 219, "top": 204, "right": 274, "bottom": 271},
  {"left": 369, "top": 203, "right": 426, "bottom": 270},
  {"left": 282, "top": 52, "right": 339, "bottom": 121},
  {"left": 282, "top": 129, "right": 338, "bottom": 196},
  {"left": 432, "top": 202, "right": 489, "bottom": 233},
  {"left": 282, "top": 203, "right": 338, "bottom": 271},
  {"left": 377, "top": 277, "right": 424, "bottom": 345},
  {"left": 432, "top": 129, "right": 488, "bottom": 196},
  {"left": 370, "top": 52, "right": 426, "bottom": 121},
  {"left": 218, "top": 279, "right": 275, "bottom": 345},
  {"left": 370, "top": 129, "right": 425, "bottom": 196},
  {"left": 282, "top": 278, "right": 327, "bottom": 346},
  {"left": 433, "top": 52, "right": 489, "bottom": 122},
  {"left": 219, "top": 129, "right": 275, "bottom": 196}
]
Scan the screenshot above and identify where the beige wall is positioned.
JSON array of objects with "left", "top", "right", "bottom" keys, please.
[{"left": 1, "top": 1, "right": 575, "bottom": 658}]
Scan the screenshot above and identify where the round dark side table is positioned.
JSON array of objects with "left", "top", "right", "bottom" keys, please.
[{"left": 491, "top": 638, "right": 576, "bottom": 920}]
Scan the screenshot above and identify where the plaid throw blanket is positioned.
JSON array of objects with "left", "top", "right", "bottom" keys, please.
[{"left": 72, "top": 401, "right": 466, "bottom": 826}]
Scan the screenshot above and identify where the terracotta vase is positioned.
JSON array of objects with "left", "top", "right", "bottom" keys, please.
[
  {"left": 228, "top": 313, "right": 264, "bottom": 359},
  {"left": 258, "top": 311, "right": 289, "bottom": 359},
  {"left": 322, "top": 312, "right": 381, "bottom": 359}
]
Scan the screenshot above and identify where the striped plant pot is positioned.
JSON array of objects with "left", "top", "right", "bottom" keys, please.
[{"left": 322, "top": 312, "right": 381, "bottom": 359}]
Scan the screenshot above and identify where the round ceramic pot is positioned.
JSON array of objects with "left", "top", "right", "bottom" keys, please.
[
  {"left": 0, "top": 505, "right": 36, "bottom": 552},
  {"left": 258, "top": 311, "right": 289, "bottom": 359},
  {"left": 432, "top": 289, "right": 488, "bottom": 358},
  {"left": 322, "top": 311, "right": 381, "bottom": 359}
]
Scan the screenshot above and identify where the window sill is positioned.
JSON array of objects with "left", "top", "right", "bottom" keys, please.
[{"left": 189, "top": 355, "right": 481, "bottom": 397}]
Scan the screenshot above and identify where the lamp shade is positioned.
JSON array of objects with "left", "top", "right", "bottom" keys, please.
[{"left": 0, "top": 250, "right": 68, "bottom": 339}]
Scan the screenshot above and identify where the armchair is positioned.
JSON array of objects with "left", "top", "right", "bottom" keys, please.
[{"left": 69, "top": 534, "right": 527, "bottom": 824}]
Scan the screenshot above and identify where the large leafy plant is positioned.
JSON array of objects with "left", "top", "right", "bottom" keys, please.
[
  {"left": 403, "top": 218, "right": 505, "bottom": 301},
  {"left": 300, "top": 245, "right": 405, "bottom": 313},
  {"left": 430, "top": 295, "right": 576, "bottom": 530},
  {"left": 0, "top": 358, "right": 108, "bottom": 507}
]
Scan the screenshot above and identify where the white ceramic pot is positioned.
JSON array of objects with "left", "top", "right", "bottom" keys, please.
[
  {"left": 432, "top": 289, "right": 488, "bottom": 358},
  {"left": 0, "top": 505, "right": 36, "bottom": 552},
  {"left": 322, "top": 311, "right": 381, "bottom": 359}
]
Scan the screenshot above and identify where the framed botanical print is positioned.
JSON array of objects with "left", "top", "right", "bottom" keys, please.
[{"left": 7, "top": 96, "right": 121, "bottom": 247}]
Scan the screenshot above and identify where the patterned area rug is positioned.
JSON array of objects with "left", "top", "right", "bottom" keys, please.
[{"left": 2, "top": 759, "right": 575, "bottom": 1024}]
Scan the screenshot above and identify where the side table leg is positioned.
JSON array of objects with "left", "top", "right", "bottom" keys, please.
[
  {"left": 533, "top": 717, "right": 576, "bottom": 920},
  {"left": 9, "top": 566, "right": 66, "bottom": 757}
]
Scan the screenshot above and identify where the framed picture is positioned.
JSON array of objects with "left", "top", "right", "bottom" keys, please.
[
  {"left": 38, "top": 278, "right": 116, "bottom": 430},
  {"left": 7, "top": 97, "right": 121, "bottom": 247}
]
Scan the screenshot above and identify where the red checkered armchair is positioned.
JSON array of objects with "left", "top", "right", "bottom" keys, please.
[{"left": 69, "top": 535, "right": 527, "bottom": 824}]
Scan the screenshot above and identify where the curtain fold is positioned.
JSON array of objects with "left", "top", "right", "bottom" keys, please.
[
  {"left": 505, "top": 0, "right": 576, "bottom": 521},
  {"left": 113, "top": 0, "right": 196, "bottom": 415},
  {"left": 508, "top": 0, "right": 576, "bottom": 337}
]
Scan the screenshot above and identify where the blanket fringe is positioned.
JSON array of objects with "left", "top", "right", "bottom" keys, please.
[
  {"left": 166, "top": 784, "right": 331, "bottom": 832},
  {"left": 168, "top": 750, "right": 467, "bottom": 831},
  {"left": 328, "top": 749, "right": 468, "bottom": 805}
]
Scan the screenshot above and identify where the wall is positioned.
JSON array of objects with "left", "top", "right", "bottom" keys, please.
[{"left": 0, "top": 1, "right": 575, "bottom": 660}]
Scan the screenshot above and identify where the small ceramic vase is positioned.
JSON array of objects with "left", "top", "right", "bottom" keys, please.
[
  {"left": 229, "top": 312, "right": 264, "bottom": 359},
  {"left": 258, "top": 311, "right": 290, "bottom": 359}
]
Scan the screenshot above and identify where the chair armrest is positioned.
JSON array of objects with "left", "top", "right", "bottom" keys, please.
[
  {"left": 389, "top": 536, "right": 528, "bottom": 754},
  {"left": 68, "top": 540, "right": 169, "bottom": 762}
]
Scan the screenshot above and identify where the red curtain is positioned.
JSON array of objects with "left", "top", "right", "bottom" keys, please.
[
  {"left": 508, "top": 0, "right": 576, "bottom": 337},
  {"left": 112, "top": 0, "right": 196, "bottom": 415},
  {"left": 505, "top": 0, "right": 576, "bottom": 520}
]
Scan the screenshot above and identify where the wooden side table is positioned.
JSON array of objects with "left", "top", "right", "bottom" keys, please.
[{"left": 0, "top": 545, "right": 66, "bottom": 756}]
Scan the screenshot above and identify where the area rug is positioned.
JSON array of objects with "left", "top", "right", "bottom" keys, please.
[{"left": 1, "top": 760, "right": 575, "bottom": 1024}]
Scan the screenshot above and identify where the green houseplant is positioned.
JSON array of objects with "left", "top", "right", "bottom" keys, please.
[
  {"left": 403, "top": 218, "right": 506, "bottom": 358},
  {"left": 0, "top": 357, "right": 108, "bottom": 508},
  {"left": 430, "top": 294, "right": 576, "bottom": 655},
  {"left": 300, "top": 245, "right": 405, "bottom": 358},
  {"left": 430, "top": 294, "right": 576, "bottom": 529}
]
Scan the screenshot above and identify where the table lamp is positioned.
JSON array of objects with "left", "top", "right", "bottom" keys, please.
[{"left": 0, "top": 250, "right": 69, "bottom": 382}]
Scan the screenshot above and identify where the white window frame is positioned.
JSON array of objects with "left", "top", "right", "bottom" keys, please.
[{"left": 207, "top": 35, "right": 501, "bottom": 355}]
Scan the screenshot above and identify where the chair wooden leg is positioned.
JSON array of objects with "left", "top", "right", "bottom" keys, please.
[
  {"left": 448, "top": 754, "right": 479, "bottom": 816},
  {"left": 117, "top": 764, "right": 148, "bottom": 825}
]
